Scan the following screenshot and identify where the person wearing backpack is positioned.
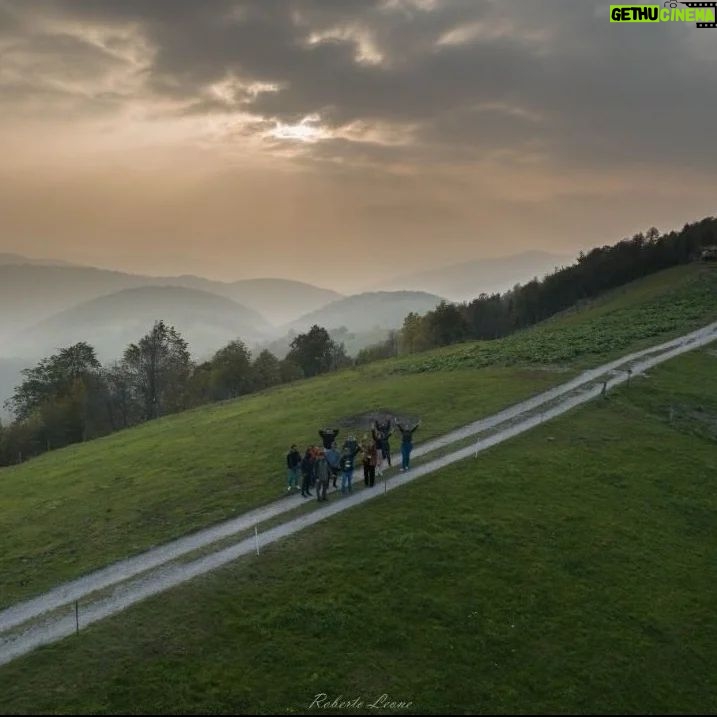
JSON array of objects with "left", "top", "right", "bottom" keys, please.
[
  {"left": 286, "top": 444, "right": 301, "bottom": 493},
  {"left": 315, "top": 449, "right": 331, "bottom": 502},
  {"left": 397, "top": 420, "right": 421, "bottom": 471},
  {"left": 340, "top": 443, "right": 362, "bottom": 494}
]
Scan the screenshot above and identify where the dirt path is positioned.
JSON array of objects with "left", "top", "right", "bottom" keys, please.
[{"left": 1, "top": 320, "right": 716, "bottom": 667}]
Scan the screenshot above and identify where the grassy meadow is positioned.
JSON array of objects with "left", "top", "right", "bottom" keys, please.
[
  {"left": 0, "top": 262, "right": 715, "bottom": 608},
  {"left": 0, "top": 339, "right": 714, "bottom": 714}
]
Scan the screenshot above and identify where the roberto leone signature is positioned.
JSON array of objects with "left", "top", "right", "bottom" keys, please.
[{"left": 309, "top": 693, "right": 413, "bottom": 710}]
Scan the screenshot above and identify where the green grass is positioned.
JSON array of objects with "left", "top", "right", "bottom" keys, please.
[
  {"left": 0, "top": 263, "right": 715, "bottom": 609},
  {"left": 391, "top": 263, "right": 717, "bottom": 373},
  {"left": 1, "top": 345, "right": 715, "bottom": 714},
  {"left": 0, "top": 367, "right": 563, "bottom": 608}
]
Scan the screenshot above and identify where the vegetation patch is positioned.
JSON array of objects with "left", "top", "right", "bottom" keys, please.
[{"left": 391, "top": 266, "right": 717, "bottom": 374}]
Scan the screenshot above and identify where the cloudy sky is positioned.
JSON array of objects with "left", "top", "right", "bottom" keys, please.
[{"left": 1, "top": 0, "right": 715, "bottom": 291}]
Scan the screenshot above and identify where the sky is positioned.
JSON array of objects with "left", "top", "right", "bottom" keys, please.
[{"left": 1, "top": 0, "right": 716, "bottom": 292}]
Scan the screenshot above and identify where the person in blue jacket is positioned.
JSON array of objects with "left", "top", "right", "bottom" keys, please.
[
  {"left": 339, "top": 441, "right": 362, "bottom": 494},
  {"left": 325, "top": 442, "right": 341, "bottom": 489}
]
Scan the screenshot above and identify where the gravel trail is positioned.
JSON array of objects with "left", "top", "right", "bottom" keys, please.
[{"left": 1, "top": 320, "right": 715, "bottom": 666}]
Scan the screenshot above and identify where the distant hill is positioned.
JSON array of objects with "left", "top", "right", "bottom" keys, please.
[
  {"left": 0, "top": 265, "right": 157, "bottom": 343},
  {"left": 0, "top": 265, "right": 342, "bottom": 344},
  {"left": 258, "top": 325, "right": 392, "bottom": 360},
  {"left": 286, "top": 291, "right": 444, "bottom": 334},
  {"left": 164, "top": 276, "right": 343, "bottom": 326},
  {"left": 0, "top": 252, "right": 77, "bottom": 268},
  {"left": 377, "top": 251, "right": 573, "bottom": 302},
  {"left": 8, "top": 286, "right": 271, "bottom": 362}
]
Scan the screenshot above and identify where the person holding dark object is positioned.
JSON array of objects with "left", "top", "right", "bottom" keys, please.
[
  {"left": 397, "top": 419, "right": 421, "bottom": 471},
  {"left": 319, "top": 427, "right": 340, "bottom": 450},
  {"left": 300, "top": 447, "right": 314, "bottom": 498},
  {"left": 286, "top": 444, "right": 302, "bottom": 493}
]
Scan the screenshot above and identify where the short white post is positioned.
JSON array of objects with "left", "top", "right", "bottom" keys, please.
[{"left": 254, "top": 525, "right": 260, "bottom": 556}]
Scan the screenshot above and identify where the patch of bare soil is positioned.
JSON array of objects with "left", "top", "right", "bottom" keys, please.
[{"left": 333, "top": 409, "right": 420, "bottom": 430}]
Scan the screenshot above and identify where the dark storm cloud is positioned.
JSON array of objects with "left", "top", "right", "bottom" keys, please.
[{"left": 2, "top": 0, "right": 716, "bottom": 171}]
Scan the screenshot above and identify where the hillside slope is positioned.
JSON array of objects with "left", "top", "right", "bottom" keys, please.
[
  {"left": 1, "top": 327, "right": 715, "bottom": 713},
  {"left": 0, "top": 263, "right": 715, "bottom": 607}
]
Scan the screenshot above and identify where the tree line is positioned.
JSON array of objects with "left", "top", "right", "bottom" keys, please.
[
  {"left": 0, "top": 324, "right": 350, "bottom": 466},
  {"left": 356, "top": 218, "right": 717, "bottom": 363}
]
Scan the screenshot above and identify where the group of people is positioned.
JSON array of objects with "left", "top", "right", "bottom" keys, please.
[{"left": 285, "top": 416, "right": 421, "bottom": 502}]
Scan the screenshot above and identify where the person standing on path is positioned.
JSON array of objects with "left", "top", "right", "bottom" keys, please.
[
  {"left": 300, "top": 447, "right": 314, "bottom": 498},
  {"left": 397, "top": 420, "right": 421, "bottom": 471},
  {"left": 286, "top": 444, "right": 301, "bottom": 492},
  {"left": 309, "top": 445, "right": 321, "bottom": 489},
  {"left": 319, "top": 427, "right": 340, "bottom": 450},
  {"left": 325, "top": 442, "right": 340, "bottom": 489},
  {"left": 372, "top": 423, "right": 385, "bottom": 476},
  {"left": 361, "top": 434, "right": 378, "bottom": 487},
  {"left": 374, "top": 417, "right": 394, "bottom": 468},
  {"left": 315, "top": 449, "right": 331, "bottom": 502},
  {"left": 340, "top": 443, "right": 362, "bottom": 494}
]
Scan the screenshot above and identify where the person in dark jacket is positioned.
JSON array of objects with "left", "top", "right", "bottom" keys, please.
[
  {"left": 300, "top": 447, "right": 314, "bottom": 498},
  {"left": 314, "top": 450, "right": 331, "bottom": 502},
  {"left": 319, "top": 427, "right": 340, "bottom": 450},
  {"left": 309, "top": 445, "right": 321, "bottom": 488},
  {"left": 342, "top": 434, "right": 360, "bottom": 452},
  {"left": 340, "top": 443, "right": 362, "bottom": 494},
  {"left": 397, "top": 420, "right": 421, "bottom": 471},
  {"left": 286, "top": 444, "right": 301, "bottom": 492},
  {"left": 374, "top": 417, "right": 394, "bottom": 468}
]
